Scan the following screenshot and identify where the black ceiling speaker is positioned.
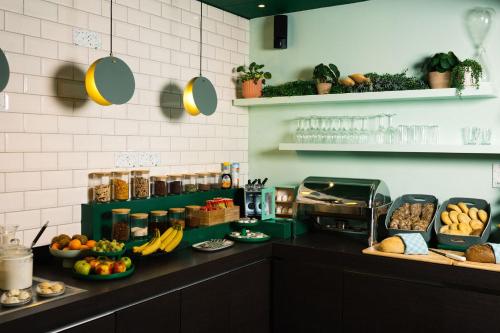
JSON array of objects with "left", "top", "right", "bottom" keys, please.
[{"left": 274, "top": 15, "right": 287, "bottom": 49}]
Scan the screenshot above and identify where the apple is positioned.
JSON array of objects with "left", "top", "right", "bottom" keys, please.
[
  {"left": 113, "top": 261, "right": 127, "bottom": 274},
  {"left": 89, "top": 259, "right": 99, "bottom": 272},
  {"left": 120, "top": 257, "right": 132, "bottom": 269},
  {"left": 84, "top": 256, "right": 95, "bottom": 263},
  {"left": 74, "top": 260, "right": 91, "bottom": 276},
  {"left": 95, "top": 263, "right": 112, "bottom": 275}
]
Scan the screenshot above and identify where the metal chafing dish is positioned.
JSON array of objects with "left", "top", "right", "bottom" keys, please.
[{"left": 295, "top": 177, "right": 391, "bottom": 246}]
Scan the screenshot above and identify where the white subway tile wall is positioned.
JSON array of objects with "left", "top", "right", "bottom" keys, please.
[{"left": 0, "top": 0, "right": 249, "bottom": 246}]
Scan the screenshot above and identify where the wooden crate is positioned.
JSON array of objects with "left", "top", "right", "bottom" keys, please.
[{"left": 192, "top": 206, "right": 240, "bottom": 226}]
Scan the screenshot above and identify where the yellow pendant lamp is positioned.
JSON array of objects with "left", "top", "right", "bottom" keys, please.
[
  {"left": 182, "top": 0, "right": 217, "bottom": 116},
  {"left": 85, "top": 0, "right": 135, "bottom": 106}
]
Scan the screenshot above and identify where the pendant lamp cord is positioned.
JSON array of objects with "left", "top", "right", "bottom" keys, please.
[
  {"left": 199, "top": 0, "right": 202, "bottom": 77},
  {"left": 110, "top": 0, "right": 113, "bottom": 57}
]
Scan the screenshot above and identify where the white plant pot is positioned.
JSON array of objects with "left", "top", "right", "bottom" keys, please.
[{"left": 463, "top": 68, "right": 476, "bottom": 87}]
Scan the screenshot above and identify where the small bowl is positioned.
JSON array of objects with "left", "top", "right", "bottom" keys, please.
[
  {"left": 50, "top": 248, "right": 89, "bottom": 268},
  {"left": 36, "top": 281, "right": 66, "bottom": 297}
]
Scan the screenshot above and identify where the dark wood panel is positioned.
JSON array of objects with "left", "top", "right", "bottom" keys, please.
[
  {"left": 342, "top": 271, "right": 446, "bottom": 333},
  {"left": 115, "top": 291, "right": 180, "bottom": 333},
  {"left": 181, "top": 260, "right": 270, "bottom": 333},
  {"left": 273, "top": 259, "right": 342, "bottom": 333},
  {"left": 59, "top": 314, "right": 115, "bottom": 333}
]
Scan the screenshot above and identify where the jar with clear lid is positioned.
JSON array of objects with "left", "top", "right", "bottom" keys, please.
[
  {"left": 131, "top": 170, "right": 150, "bottom": 199},
  {"left": 183, "top": 174, "right": 197, "bottom": 193},
  {"left": 149, "top": 210, "right": 168, "bottom": 236},
  {"left": 89, "top": 172, "right": 111, "bottom": 203},
  {"left": 111, "top": 171, "right": 129, "bottom": 201},
  {"left": 151, "top": 176, "right": 167, "bottom": 197},
  {"left": 185, "top": 205, "right": 201, "bottom": 228},
  {"left": 0, "top": 239, "right": 33, "bottom": 291},
  {"left": 111, "top": 208, "right": 130, "bottom": 241},
  {"left": 130, "top": 213, "right": 148, "bottom": 240},
  {"left": 168, "top": 175, "right": 183, "bottom": 195},
  {"left": 210, "top": 172, "right": 221, "bottom": 189},
  {"left": 197, "top": 173, "right": 210, "bottom": 191},
  {"left": 169, "top": 208, "right": 185, "bottom": 229}
]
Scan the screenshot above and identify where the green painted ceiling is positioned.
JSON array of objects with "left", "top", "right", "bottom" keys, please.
[{"left": 202, "top": 0, "right": 368, "bottom": 19}]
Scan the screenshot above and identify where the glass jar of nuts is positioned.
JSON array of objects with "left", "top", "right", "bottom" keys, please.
[
  {"left": 197, "top": 173, "right": 211, "bottom": 191},
  {"left": 131, "top": 170, "right": 150, "bottom": 199},
  {"left": 151, "top": 176, "right": 167, "bottom": 197},
  {"left": 89, "top": 172, "right": 111, "bottom": 203},
  {"left": 183, "top": 174, "right": 197, "bottom": 193},
  {"left": 168, "top": 175, "right": 183, "bottom": 195},
  {"left": 111, "top": 171, "right": 130, "bottom": 201}
]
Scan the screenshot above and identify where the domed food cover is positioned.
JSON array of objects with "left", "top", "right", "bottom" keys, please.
[{"left": 295, "top": 177, "right": 391, "bottom": 246}]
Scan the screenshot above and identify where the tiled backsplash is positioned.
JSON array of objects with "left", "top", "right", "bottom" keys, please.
[{"left": 0, "top": 0, "right": 249, "bottom": 246}]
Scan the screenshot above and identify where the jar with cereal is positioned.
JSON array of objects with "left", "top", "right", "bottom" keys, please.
[
  {"left": 89, "top": 172, "right": 111, "bottom": 203},
  {"left": 131, "top": 170, "right": 150, "bottom": 199},
  {"left": 111, "top": 171, "right": 129, "bottom": 201}
]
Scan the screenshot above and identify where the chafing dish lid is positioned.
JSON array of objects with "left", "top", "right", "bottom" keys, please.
[{"left": 296, "top": 177, "right": 390, "bottom": 208}]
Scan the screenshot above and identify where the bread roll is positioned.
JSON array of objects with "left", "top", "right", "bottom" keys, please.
[
  {"left": 458, "top": 202, "right": 469, "bottom": 214},
  {"left": 478, "top": 209, "right": 488, "bottom": 223},
  {"left": 458, "top": 213, "right": 471, "bottom": 224},
  {"left": 378, "top": 237, "right": 404, "bottom": 254},
  {"left": 441, "top": 211, "right": 452, "bottom": 225},
  {"left": 470, "top": 219, "right": 484, "bottom": 231},
  {"left": 449, "top": 211, "right": 459, "bottom": 224},
  {"left": 465, "top": 244, "right": 495, "bottom": 263},
  {"left": 468, "top": 207, "right": 478, "bottom": 220},
  {"left": 447, "top": 204, "right": 462, "bottom": 213}
]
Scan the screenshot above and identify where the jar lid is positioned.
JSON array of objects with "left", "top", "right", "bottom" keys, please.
[
  {"left": 185, "top": 205, "right": 201, "bottom": 210},
  {"left": 168, "top": 174, "right": 183, "bottom": 178},
  {"left": 131, "top": 170, "right": 149, "bottom": 175},
  {"left": 112, "top": 208, "right": 131, "bottom": 214},
  {"left": 130, "top": 213, "right": 148, "bottom": 219},
  {"left": 112, "top": 171, "right": 130, "bottom": 175},
  {"left": 89, "top": 172, "right": 111, "bottom": 177},
  {"left": 196, "top": 172, "right": 209, "bottom": 176},
  {"left": 169, "top": 208, "right": 186, "bottom": 213},
  {"left": 0, "top": 240, "right": 32, "bottom": 259},
  {"left": 209, "top": 172, "right": 221, "bottom": 175},
  {"left": 182, "top": 174, "right": 195, "bottom": 177},
  {"left": 150, "top": 210, "right": 168, "bottom": 216},
  {"left": 151, "top": 176, "right": 167, "bottom": 181}
]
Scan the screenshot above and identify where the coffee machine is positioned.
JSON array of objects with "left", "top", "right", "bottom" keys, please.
[{"left": 244, "top": 179, "right": 275, "bottom": 220}]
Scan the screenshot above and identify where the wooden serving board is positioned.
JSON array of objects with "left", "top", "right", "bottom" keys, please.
[
  {"left": 363, "top": 247, "right": 500, "bottom": 273},
  {"left": 362, "top": 246, "right": 454, "bottom": 266}
]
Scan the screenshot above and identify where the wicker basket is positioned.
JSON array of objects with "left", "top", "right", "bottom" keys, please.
[{"left": 192, "top": 206, "right": 240, "bottom": 227}]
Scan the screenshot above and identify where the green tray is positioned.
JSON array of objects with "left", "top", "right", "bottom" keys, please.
[
  {"left": 233, "top": 220, "right": 260, "bottom": 228},
  {"left": 227, "top": 233, "right": 271, "bottom": 243},
  {"left": 73, "top": 265, "right": 135, "bottom": 280}
]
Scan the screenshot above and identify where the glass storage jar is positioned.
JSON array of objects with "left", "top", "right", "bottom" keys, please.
[
  {"left": 169, "top": 208, "right": 185, "bottom": 229},
  {"left": 89, "top": 172, "right": 111, "bottom": 203},
  {"left": 197, "top": 173, "right": 210, "bottom": 191},
  {"left": 130, "top": 213, "right": 148, "bottom": 240},
  {"left": 149, "top": 210, "right": 168, "bottom": 236},
  {"left": 111, "top": 208, "right": 130, "bottom": 241},
  {"left": 131, "top": 170, "right": 150, "bottom": 199},
  {"left": 168, "top": 175, "right": 183, "bottom": 195},
  {"left": 111, "top": 171, "right": 130, "bottom": 201},
  {"left": 0, "top": 239, "right": 33, "bottom": 290},
  {"left": 185, "top": 205, "right": 201, "bottom": 228},
  {"left": 209, "top": 172, "right": 221, "bottom": 189},
  {"left": 183, "top": 174, "right": 197, "bottom": 193},
  {"left": 151, "top": 176, "right": 167, "bottom": 197}
]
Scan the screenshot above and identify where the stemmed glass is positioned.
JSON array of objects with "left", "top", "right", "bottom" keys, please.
[
  {"left": 295, "top": 117, "right": 310, "bottom": 143},
  {"left": 384, "top": 114, "right": 397, "bottom": 144},
  {"left": 310, "top": 116, "right": 321, "bottom": 143}
]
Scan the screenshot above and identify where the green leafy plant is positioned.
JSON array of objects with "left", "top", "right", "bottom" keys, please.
[
  {"left": 423, "top": 51, "right": 460, "bottom": 73},
  {"left": 312, "top": 63, "right": 340, "bottom": 83},
  {"left": 262, "top": 80, "right": 316, "bottom": 97},
  {"left": 366, "top": 71, "right": 429, "bottom": 91},
  {"left": 451, "top": 59, "right": 482, "bottom": 95},
  {"left": 236, "top": 62, "right": 272, "bottom": 84}
]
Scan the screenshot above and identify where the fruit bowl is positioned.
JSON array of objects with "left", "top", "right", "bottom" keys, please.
[
  {"left": 90, "top": 248, "right": 126, "bottom": 258},
  {"left": 73, "top": 265, "right": 135, "bottom": 280},
  {"left": 49, "top": 248, "right": 89, "bottom": 268}
]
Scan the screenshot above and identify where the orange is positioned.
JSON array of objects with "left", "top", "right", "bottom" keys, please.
[
  {"left": 86, "top": 240, "right": 96, "bottom": 248},
  {"left": 51, "top": 243, "right": 60, "bottom": 250},
  {"left": 80, "top": 245, "right": 89, "bottom": 250},
  {"left": 69, "top": 239, "right": 82, "bottom": 250}
]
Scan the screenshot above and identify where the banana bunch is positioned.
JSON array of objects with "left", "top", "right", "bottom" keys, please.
[{"left": 132, "top": 225, "right": 184, "bottom": 256}]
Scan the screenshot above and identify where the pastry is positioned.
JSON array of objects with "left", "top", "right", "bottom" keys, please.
[
  {"left": 465, "top": 244, "right": 495, "bottom": 263},
  {"left": 379, "top": 237, "right": 404, "bottom": 254}
]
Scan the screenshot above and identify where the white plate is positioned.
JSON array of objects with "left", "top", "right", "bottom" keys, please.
[
  {"left": 1, "top": 292, "right": 32, "bottom": 307},
  {"left": 36, "top": 282, "right": 66, "bottom": 298}
]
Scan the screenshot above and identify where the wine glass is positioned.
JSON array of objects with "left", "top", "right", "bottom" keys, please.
[
  {"left": 383, "top": 114, "right": 397, "bottom": 144},
  {"left": 309, "top": 116, "right": 321, "bottom": 143}
]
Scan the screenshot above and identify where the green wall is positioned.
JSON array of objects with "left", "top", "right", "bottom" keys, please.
[{"left": 248, "top": 0, "right": 500, "bottom": 218}]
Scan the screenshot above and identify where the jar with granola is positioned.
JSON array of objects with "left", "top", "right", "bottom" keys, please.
[
  {"left": 89, "top": 172, "right": 111, "bottom": 203},
  {"left": 131, "top": 170, "right": 150, "bottom": 199},
  {"left": 111, "top": 171, "right": 129, "bottom": 201}
]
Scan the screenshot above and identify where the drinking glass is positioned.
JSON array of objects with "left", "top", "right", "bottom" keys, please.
[
  {"left": 359, "top": 116, "right": 369, "bottom": 144},
  {"left": 310, "top": 116, "right": 321, "bottom": 143},
  {"left": 414, "top": 125, "right": 424, "bottom": 144},
  {"left": 424, "top": 125, "right": 439, "bottom": 145},
  {"left": 480, "top": 128, "right": 492, "bottom": 145},
  {"left": 383, "top": 114, "right": 397, "bottom": 144},
  {"left": 319, "top": 117, "right": 330, "bottom": 143},
  {"left": 375, "top": 114, "right": 385, "bottom": 144},
  {"left": 463, "top": 127, "right": 480, "bottom": 145},
  {"left": 397, "top": 125, "right": 408, "bottom": 144},
  {"left": 330, "top": 116, "right": 341, "bottom": 144}
]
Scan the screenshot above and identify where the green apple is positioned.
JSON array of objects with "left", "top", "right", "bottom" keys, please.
[
  {"left": 74, "top": 260, "right": 91, "bottom": 275},
  {"left": 120, "top": 256, "right": 132, "bottom": 269}
]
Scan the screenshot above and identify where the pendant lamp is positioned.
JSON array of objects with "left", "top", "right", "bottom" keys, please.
[
  {"left": 183, "top": 0, "right": 217, "bottom": 116},
  {"left": 0, "top": 48, "right": 10, "bottom": 92},
  {"left": 85, "top": 0, "right": 135, "bottom": 106}
]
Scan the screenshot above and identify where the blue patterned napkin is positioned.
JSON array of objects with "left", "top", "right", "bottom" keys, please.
[
  {"left": 396, "top": 233, "right": 429, "bottom": 255},
  {"left": 487, "top": 243, "right": 500, "bottom": 263}
]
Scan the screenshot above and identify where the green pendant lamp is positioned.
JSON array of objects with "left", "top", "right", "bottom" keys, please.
[
  {"left": 85, "top": 0, "right": 135, "bottom": 106},
  {"left": 0, "top": 48, "right": 10, "bottom": 92},
  {"left": 183, "top": 0, "right": 217, "bottom": 116}
]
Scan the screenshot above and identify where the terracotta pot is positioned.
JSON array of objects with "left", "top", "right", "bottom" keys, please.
[
  {"left": 428, "top": 71, "right": 451, "bottom": 89},
  {"left": 316, "top": 82, "right": 332, "bottom": 95},
  {"left": 241, "top": 79, "right": 263, "bottom": 98}
]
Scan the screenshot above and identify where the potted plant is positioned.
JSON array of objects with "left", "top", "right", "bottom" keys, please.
[
  {"left": 312, "top": 63, "right": 340, "bottom": 94},
  {"left": 451, "top": 59, "right": 483, "bottom": 95},
  {"left": 236, "top": 62, "right": 272, "bottom": 98},
  {"left": 423, "top": 51, "right": 460, "bottom": 89}
]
